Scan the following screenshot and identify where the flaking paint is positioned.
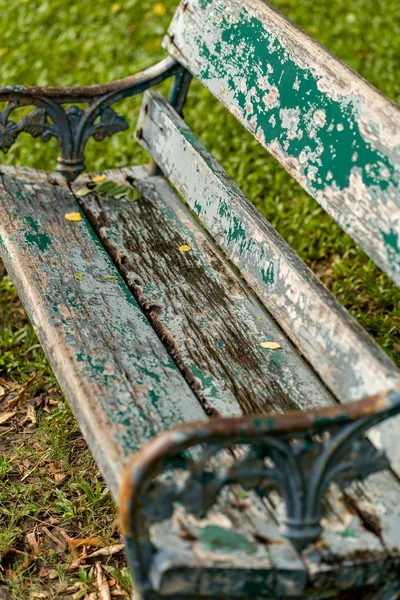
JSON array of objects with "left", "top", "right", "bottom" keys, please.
[{"left": 164, "top": 0, "right": 400, "bottom": 284}]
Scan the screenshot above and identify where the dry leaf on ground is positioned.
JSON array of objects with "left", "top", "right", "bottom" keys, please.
[
  {"left": 0, "top": 411, "right": 16, "bottom": 425},
  {"left": 95, "top": 562, "right": 111, "bottom": 600},
  {"left": 20, "top": 404, "right": 36, "bottom": 427},
  {"left": 87, "top": 544, "right": 124, "bottom": 559},
  {"left": 7, "top": 372, "right": 36, "bottom": 409}
]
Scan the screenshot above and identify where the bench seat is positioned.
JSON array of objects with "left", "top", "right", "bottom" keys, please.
[{"left": 1, "top": 164, "right": 400, "bottom": 598}]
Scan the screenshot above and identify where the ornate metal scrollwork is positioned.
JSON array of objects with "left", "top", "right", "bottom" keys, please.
[
  {"left": 119, "top": 389, "right": 400, "bottom": 595},
  {"left": 0, "top": 57, "right": 180, "bottom": 181}
]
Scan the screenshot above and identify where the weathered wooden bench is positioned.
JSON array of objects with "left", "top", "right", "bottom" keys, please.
[{"left": 1, "top": 0, "right": 400, "bottom": 597}]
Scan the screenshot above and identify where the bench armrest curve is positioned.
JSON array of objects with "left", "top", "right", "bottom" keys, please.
[
  {"left": 0, "top": 57, "right": 183, "bottom": 181},
  {"left": 118, "top": 388, "right": 400, "bottom": 592}
]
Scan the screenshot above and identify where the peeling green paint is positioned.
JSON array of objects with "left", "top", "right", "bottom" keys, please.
[
  {"left": 197, "top": 525, "right": 257, "bottom": 554},
  {"left": 165, "top": 0, "right": 400, "bottom": 285},
  {"left": 24, "top": 216, "right": 51, "bottom": 251},
  {"left": 382, "top": 228, "right": 400, "bottom": 265},
  {"left": 262, "top": 260, "right": 274, "bottom": 285},
  {"left": 191, "top": 0, "right": 398, "bottom": 194}
]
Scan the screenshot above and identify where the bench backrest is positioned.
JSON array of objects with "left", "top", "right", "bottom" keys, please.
[
  {"left": 162, "top": 0, "right": 400, "bottom": 287},
  {"left": 136, "top": 0, "right": 400, "bottom": 419}
]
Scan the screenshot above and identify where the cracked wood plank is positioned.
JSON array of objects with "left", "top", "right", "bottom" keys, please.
[
  {"left": 164, "top": 0, "right": 400, "bottom": 286},
  {"left": 74, "top": 165, "right": 336, "bottom": 419},
  {"left": 136, "top": 91, "right": 400, "bottom": 475},
  {"left": 0, "top": 165, "right": 206, "bottom": 499}
]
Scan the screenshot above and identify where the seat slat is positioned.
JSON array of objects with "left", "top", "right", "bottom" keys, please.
[
  {"left": 136, "top": 90, "right": 400, "bottom": 475},
  {"left": 163, "top": 0, "right": 400, "bottom": 286},
  {"left": 74, "top": 165, "right": 336, "bottom": 419},
  {"left": 0, "top": 166, "right": 206, "bottom": 498}
]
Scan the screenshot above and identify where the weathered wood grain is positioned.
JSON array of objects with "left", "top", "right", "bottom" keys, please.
[
  {"left": 136, "top": 92, "right": 400, "bottom": 413},
  {"left": 74, "top": 166, "right": 336, "bottom": 419},
  {"left": 0, "top": 165, "right": 205, "bottom": 498},
  {"left": 164, "top": 0, "right": 400, "bottom": 286}
]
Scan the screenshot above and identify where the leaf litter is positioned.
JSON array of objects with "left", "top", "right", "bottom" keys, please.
[{"left": 0, "top": 369, "right": 132, "bottom": 598}]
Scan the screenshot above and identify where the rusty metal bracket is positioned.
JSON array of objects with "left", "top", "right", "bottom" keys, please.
[
  {"left": 119, "top": 388, "right": 400, "bottom": 596},
  {"left": 0, "top": 57, "right": 182, "bottom": 181}
]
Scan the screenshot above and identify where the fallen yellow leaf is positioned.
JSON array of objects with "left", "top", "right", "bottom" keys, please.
[
  {"left": 260, "top": 341, "right": 282, "bottom": 350},
  {"left": 92, "top": 174, "right": 107, "bottom": 183},
  {"left": 153, "top": 2, "right": 166, "bottom": 15},
  {"left": 65, "top": 212, "right": 82, "bottom": 222},
  {"left": 179, "top": 245, "right": 192, "bottom": 252},
  {"left": 0, "top": 48, "right": 8, "bottom": 57},
  {"left": 0, "top": 411, "right": 16, "bottom": 425},
  {"left": 110, "top": 2, "right": 121, "bottom": 12}
]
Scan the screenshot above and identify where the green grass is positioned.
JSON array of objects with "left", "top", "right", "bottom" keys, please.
[{"left": 0, "top": 0, "right": 399, "bottom": 596}]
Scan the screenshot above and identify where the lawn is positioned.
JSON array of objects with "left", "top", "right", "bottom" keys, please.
[{"left": 0, "top": 0, "right": 399, "bottom": 597}]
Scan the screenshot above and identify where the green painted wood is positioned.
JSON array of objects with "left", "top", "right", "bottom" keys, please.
[
  {"left": 74, "top": 165, "right": 336, "bottom": 419},
  {"left": 0, "top": 165, "right": 206, "bottom": 499},
  {"left": 164, "top": 0, "right": 400, "bottom": 286}
]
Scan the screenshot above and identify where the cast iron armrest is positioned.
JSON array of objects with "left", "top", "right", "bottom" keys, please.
[
  {"left": 0, "top": 57, "right": 191, "bottom": 181},
  {"left": 119, "top": 388, "right": 400, "bottom": 590}
]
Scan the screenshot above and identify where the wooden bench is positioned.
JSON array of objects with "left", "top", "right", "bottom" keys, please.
[{"left": 1, "top": 0, "right": 400, "bottom": 597}]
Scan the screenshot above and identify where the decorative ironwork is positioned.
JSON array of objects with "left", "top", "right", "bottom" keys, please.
[
  {"left": 119, "top": 388, "right": 400, "bottom": 596},
  {"left": 0, "top": 57, "right": 181, "bottom": 181}
]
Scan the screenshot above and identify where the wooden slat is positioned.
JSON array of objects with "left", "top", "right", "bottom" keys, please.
[
  {"left": 74, "top": 165, "right": 336, "bottom": 419},
  {"left": 163, "top": 0, "right": 400, "bottom": 286},
  {"left": 0, "top": 165, "right": 206, "bottom": 499},
  {"left": 136, "top": 91, "right": 400, "bottom": 475}
]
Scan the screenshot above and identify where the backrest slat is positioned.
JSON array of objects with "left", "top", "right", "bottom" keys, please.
[
  {"left": 137, "top": 91, "right": 400, "bottom": 414},
  {"left": 163, "top": 0, "right": 400, "bottom": 285}
]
